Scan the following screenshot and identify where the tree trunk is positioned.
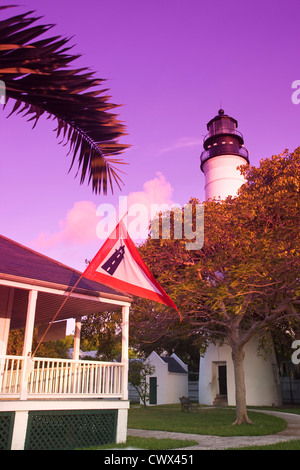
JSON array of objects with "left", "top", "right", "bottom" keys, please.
[{"left": 231, "top": 346, "right": 254, "bottom": 425}]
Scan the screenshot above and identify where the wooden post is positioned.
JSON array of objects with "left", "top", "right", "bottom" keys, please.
[
  {"left": 73, "top": 316, "right": 82, "bottom": 361},
  {"left": 20, "top": 290, "right": 38, "bottom": 400},
  {"left": 0, "top": 287, "right": 14, "bottom": 356},
  {"left": 121, "top": 305, "right": 129, "bottom": 400},
  {"left": 0, "top": 287, "right": 14, "bottom": 394},
  {"left": 71, "top": 316, "right": 82, "bottom": 393},
  {"left": 22, "top": 290, "right": 38, "bottom": 357}
]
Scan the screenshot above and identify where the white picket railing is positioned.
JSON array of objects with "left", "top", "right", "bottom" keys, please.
[{"left": 0, "top": 356, "right": 124, "bottom": 399}]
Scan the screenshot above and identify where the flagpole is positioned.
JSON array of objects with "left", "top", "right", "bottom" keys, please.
[{"left": 31, "top": 274, "right": 83, "bottom": 359}]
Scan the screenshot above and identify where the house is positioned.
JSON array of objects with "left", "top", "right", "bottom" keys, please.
[
  {"left": 199, "top": 335, "right": 282, "bottom": 407},
  {"left": 145, "top": 351, "right": 188, "bottom": 405},
  {"left": 0, "top": 234, "right": 132, "bottom": 450}
]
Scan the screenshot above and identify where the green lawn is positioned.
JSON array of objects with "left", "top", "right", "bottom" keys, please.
[
  {"left": 81, "top": 405, "right": 300, "bottom": 450},
  {"left": 127, "top": 405, "right": 287, "bottom": 437},
  {"left": 248, "top": 406, "right": 300, "bottom": 415}
]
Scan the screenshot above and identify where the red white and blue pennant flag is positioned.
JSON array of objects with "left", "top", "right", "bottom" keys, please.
[{"left": 82, "top": 218, "right": 178, "bottom": 312}]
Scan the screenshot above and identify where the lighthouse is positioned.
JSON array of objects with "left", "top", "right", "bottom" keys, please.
[
  {"left": 200, "top": 109, "right": 249, "bottom": 200},
  {"left": 101, "top": 245, "right": 125, "bottom": 276},
  {"left": 198, "top": 110, "right": 282, "bottom": 407}
]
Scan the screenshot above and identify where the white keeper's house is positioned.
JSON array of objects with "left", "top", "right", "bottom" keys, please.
[
  {"left": 145, "top": 351, "right": 188, "bottom": 405},
  {"left": 0, "top": 234, "right": 132, "bottom": 450}
]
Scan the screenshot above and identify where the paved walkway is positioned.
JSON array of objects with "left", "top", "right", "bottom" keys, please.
[{"left": 127, "top": 410, "right": 300, "bottom": 450}]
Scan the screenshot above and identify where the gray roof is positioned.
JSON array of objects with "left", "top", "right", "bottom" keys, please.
[
  {"left": 0, "top": 234, "right": 132, "bottom": 299},
  {"left": 0, "top": 234, "right": 132, "bottom": 329},
  {"left": 161, "top": 356, "right": 187, "bottom": 374}
]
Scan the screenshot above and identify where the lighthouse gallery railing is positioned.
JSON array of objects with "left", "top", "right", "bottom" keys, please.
[{"left": 200, "top": 145, "right": 249, "bottom": 166}]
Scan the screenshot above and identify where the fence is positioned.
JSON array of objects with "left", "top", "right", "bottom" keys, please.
[
  {"left": 0, "top": 356, "right": 124, "bottom": 399},
  {"left": 188, "top": 380, "right": 199, "bottom": 401},
  {"left": 280, "top": 377, "right": 300, "bottom": 404}
]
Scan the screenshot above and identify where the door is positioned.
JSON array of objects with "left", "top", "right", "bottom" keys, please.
[
  {"left": 218, "top": 365, "right": 227, "bottom": 396},
  {"left": 149, "top": 377, "right": 157, "bottom": 404}
]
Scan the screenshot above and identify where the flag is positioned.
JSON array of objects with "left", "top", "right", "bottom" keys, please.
[{"left": 82, "top": 218, "right": 178, "bottom": 312}]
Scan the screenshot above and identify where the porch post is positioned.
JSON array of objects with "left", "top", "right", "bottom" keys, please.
[
  {"left": 22, "top": 290, "right": 38, "bottom": 357},
  {"left": 0, "top": 287, "right": 14, "bottom": 356},
  {"left": 121, "top": 305, "right": 129, "bottom": 400},
  {"left": 20, "top": 290, "right": 38, "bottom": 400},
  {"left": 0, "top": 287, "right": 14, "bottom": 394},
  {"left": 73, "top": 316, "right": 82, "bottom": 361}
]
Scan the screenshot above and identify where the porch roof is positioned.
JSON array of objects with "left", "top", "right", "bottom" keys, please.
[{"left": 0, "top": 234, "right": 132, "bottom": 329}]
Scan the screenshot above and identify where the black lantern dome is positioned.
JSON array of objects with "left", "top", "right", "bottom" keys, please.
[{"left": 200, "top": 109, "right": 249, "bottom": 171}]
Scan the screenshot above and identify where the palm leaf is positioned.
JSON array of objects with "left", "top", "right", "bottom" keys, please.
[{"left": 0, "top": 5, "right": 129, "bottom": 194}]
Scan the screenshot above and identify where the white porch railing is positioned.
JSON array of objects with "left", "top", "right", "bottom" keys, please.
[{"left": 0, "top": 356, "right": 124, "bottom": 399}]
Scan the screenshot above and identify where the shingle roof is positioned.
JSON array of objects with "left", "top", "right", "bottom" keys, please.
[
  {"left": 161, "top": 356, "right": 187, "bottom": 374},
  {"left": 0, "top": 234, "right": 132, "bottom": 329},
  {"left": 0, "top": 234, "right": 131, "bottom": 300}
]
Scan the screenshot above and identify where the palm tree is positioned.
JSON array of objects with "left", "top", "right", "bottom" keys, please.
[{"left": 0, "top": 5, "right": 129, "bottom": 194}]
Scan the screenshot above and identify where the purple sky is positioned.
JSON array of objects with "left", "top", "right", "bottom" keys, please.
[{"left": 1, "top": 0, "right": 300, "bottom": 271}]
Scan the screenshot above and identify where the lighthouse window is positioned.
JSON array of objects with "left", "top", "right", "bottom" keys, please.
[
  {"left": 209, "top": 118, "right": 235, "bottom": 135},
  {"left": 213, "top": 143, "right": 217, "bottom": 146},
  {"left": 229, "top": 141, "right": 233, "bottom": 144},
  {"left": 222, "top": 141, "right": 226, "bottom": 144}
]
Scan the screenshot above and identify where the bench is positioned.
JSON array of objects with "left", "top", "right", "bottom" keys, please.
[{"left": 179, "top": 396, "right": 200, "bottom": 413}]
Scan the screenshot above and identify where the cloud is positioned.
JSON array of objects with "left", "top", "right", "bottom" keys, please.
[
  {"left": 96, "top": 172, "right": 176, "bottom": 241},
  {"left": 160, "top": 137, "right": 203, "bottom": 154},
  {"left": 33, "top": 172, "right": 176, "bottom": 262},
  {"left": 127, "top": 171, "right": 174, "bottom": 208},
  {"left": 126, "top": 172, "right": 175, "bottom": 239},
  {"left": 34, "top": 200, "right": 99, "bottom": 249}
]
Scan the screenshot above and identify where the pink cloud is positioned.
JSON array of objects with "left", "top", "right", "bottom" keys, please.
[
  {"left": 34, "top": 200, "right": 99, "bottom": 249},
  {"left": 95, "top": 172, "right": 176, "bottom": 241},
  {"left": 127, "top": 171, "right": 174, "bottom": 208},
  {"left": 123, "top": 172, "right": 175, "bottom": 240},
  {"left": 32, "top": 173, "right": 175, "bottom": 267}
]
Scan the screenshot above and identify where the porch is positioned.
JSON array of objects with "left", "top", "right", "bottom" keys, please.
[
  {"left": 0, "top": 234, "right": 132, "bottom": 449},
  {"left": 0, "top": 349, "right": 130, "bottom": 449},
  {"left": 0, "top": 356, "right": 125, "bottom": 400},
  {"left": 0, "top": 399, "right": 129, "bottom": 450}
]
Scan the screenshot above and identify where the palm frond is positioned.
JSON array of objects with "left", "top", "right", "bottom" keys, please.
[{"left": 0, "top": 6, "right": 129, "bottom": 194}]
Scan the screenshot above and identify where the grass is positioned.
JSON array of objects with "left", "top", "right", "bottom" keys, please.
[
  {"left": 86, "top": 435, "right": 198, "bottom": 450},
  {"left": 248, "top": 406, "right": 300, "bottom": 415},
  {"left": 80, "top": 405, "right": 300, "bottom": 450},
  {"left": 127, "top": 404, "right": 287, "bottom": 437}
]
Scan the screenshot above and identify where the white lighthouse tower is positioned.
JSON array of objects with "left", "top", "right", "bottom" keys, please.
[
  {"left": 198, "top": 110, "right": 282, "bottom": 407},
  {"left": 200, "top": 109, "right": 249, "bottom": 200}
]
